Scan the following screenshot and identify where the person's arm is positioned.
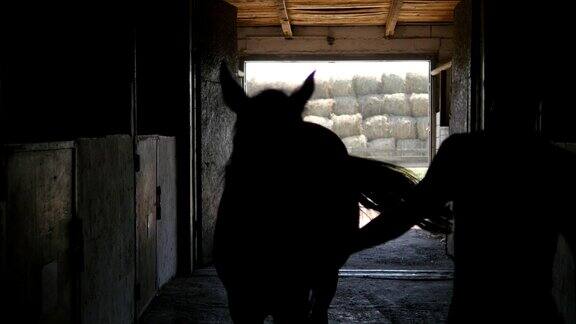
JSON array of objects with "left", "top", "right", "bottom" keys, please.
[{"left": 350, "top": 134, "right": 464, "bottom": 253}]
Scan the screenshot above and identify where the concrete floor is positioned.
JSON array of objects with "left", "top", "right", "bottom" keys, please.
[{"left": 141, "top": 228, "right": 454, "bottom": 323}]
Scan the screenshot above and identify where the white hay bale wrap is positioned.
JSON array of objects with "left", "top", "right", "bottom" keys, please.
[
  {"left": 367, "top": 138, "right": 396, "bottom": 151},
  {"left": 352, "top": 75, "right": 382, "bottom": 96},
  {"left": 416, "top": 117, "right": 430, "bottom": 140},
  {"left": 342, "top": 135, "right": 368, "bottom": 149},
  {"left": 381, "top": 74, "right": 405, "bottom": 94},
  {"left": 331, "top": 113, "right": 363, "bottom": 138},
  {"left": 272, "top": 81, "right": 298, "bottom": 94},
  {"left": 304, "top": 99, "right": 335, "bottom": 118},
  {"left": 333, "top": 97, "right": 359, "bottom": 115},
  {"left": 383, "top": 94, "right": 410, "bottom": 116},
  {"left": 330, "top": 78, "right": 355, "bottom": 97},
  {"left": 311, "top": 79, "right": 332, "bottom": 99},
  {"left": 409, "top": 94, "right": 429, "bottom": 117},
  {"left": 389, "top": 116, "right": 417, "bottom": 139},
  {"left": 358, "top": 95, "right": 386, "bottom": 118},
  {"left": 405, "top": 73, "right": 429, "bottom": 94},
  {"left": 397, "top": 139, "right": 427, "bottom": 150},
  {"left": 363, "top": 115, "right": 393, "bottom": 140},
  {"left": 303, "top": 115, "right": 333, "bottom": 130}
]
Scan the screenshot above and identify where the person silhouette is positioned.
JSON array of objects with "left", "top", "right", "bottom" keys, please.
[{"left": 354, "top": 101, "right": 576, "bottom": 323}]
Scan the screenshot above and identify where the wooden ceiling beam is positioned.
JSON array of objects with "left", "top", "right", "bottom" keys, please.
[
  {"left": 385, "top": 0, "right": 404, "bottom": 37},
  {"left": 276, "top": 0, "right": 293, "bottom": 39}
]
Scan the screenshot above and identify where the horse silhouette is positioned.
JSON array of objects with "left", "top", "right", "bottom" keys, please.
[
  {"left": 214, "top": 62, "right": 439, "bottom": 323},
  {"left": 356, "top": 128, "right": 576, "bottom": 323}
]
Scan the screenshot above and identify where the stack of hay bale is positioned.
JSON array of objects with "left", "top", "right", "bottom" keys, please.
[
  {"left": 305, "top": 72, "right": 430, "bottom": 162},
  {"left": 247, "top": 72, "right": 430, "bottom": 163}
]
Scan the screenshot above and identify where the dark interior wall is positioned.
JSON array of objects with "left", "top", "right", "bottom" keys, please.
[
  {"left": 482, "top": 2, "right": 576, "bottom": 141},
  {"left": 0, "top": 0, "right": 135, "bottom": 143},
  {"left": 198, "top": 0, "right": 238, "bottom": 264}
]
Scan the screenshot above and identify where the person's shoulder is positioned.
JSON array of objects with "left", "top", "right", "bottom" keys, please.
[{"left": 438, "top": 132, "right": 482, "bottom": 151}]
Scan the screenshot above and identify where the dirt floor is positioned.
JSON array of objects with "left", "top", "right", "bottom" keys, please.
[{"left": 141, "top": 228, "right": 454, "bottom": 323}]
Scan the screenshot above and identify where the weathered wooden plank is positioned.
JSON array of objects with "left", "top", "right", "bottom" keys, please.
[
  {"left": 277, "top": 0, "right": 293, "bottom": 38},
  {"left": 552, "top": 235, "right": 576, "bottom": 323},
  {"left": 2, "top": 144, "right": 74, "bottom": 323},
  {"left": 136, "top": 136, "right": 158, "bottom": 316},
  {"left": 228, "top": 0, "right": 459, "bottom": 26},
  {"left": 431, "top": 61, "right": 452, "bottom": 76},
  {"left": 76, "top": 136, "right": 135, "bottom": 324},
  {"left": 156, "top": 136, "right": 177, "bottom": 288},
  {"left": 386, "top": 0, "right": 404, "bottom": 37}
]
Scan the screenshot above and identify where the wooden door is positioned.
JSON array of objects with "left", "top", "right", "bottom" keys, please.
[{"left": 136, "top": 136, "right": 158, "bottom": 316}]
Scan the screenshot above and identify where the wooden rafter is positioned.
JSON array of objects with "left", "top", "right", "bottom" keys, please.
[
  {"left": 277, "top": 0, "right": 293, "bottom": 39},
  {"left": 431, "top": 61, "right": 452, "bottom": 76},
  {"left": 385, "top": 0, "right": 404, "bottom": 37},
  {"left": 226, "top": 0, "right": 460, "bottom": 27}
]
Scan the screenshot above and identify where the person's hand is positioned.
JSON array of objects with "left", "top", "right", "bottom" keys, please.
[{"left": 415, "top": 201, "right": 453, "bottom": 234}]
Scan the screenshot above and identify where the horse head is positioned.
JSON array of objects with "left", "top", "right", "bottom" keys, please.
[{"left": 220, "top": 61, "right": 315, "bottom": 130}]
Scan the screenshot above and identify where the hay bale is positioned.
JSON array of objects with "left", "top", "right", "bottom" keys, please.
[
  {"left": 271, "top": 81, "right": 298, "bottom": 93},
  {"left": 409, "top": 94, "right": 429, "bottom": 117},
  {"left": 304, "top": 99, "right": 335, "bottom": 118},
  {"left": 381, "top": 73, "right": 405, "bottom": 94},
  {"left": 416, "top": 117, "right": 430, "bottom": 140},
  {"left": 363, "top": 115, "right": 392, "bottom": 140},
  {"left": 358, "top": 94, "right": 386, "bottom": 118},
  {"left": 342, "top": 135, "right": 368, "bottom": 149},
  {"left": 331, "top": 113, "right": 363, "bottom": 138},
  {"left": 389, "top": 116, "right": 417, "bottom": 139},
  {"left": 367, "top": 138, "right": 396, "bottom": 151},
  {"left": 397, "top": 139, "right": 427, "bottom": 150},
  {"left": 352, "top": 75, "right": 382, "bottom": 96},
  {"left": 405, "top": 73, "right": 429, "bottom": 94},
  {"left": 247, "top": 80, "right": 298, "bottom": 96},
  {"left": 383, "top": 94, "right": 410, "bottom": 116},
  {"left": 246, "top": 80, "right": 268, "bottom": 96},
  {"left": 303, "top": 115, "right": 333, "bottom": 130},
  {"left": 311, "top": 79, "right": 332, "bottom": 99},
  {"left": 330, "top": 78, "right": 355, "bottom": 97},
  {"left": 333, "top": 96, "right": 359, "bottom": 115}
]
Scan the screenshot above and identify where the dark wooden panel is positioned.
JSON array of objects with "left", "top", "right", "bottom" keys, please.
[
  {"left": 156, "top": 137, "right": 177, "bottom": 287},
  {"left": 552, "top": 236, "right": 576, "bottom": 324},
  {"left": 76, "top": 136, "right": 135, "bottom": 324},
  {"left": 2, "top": 143, "right": 74, "bottom": 323},
  {"left": 136, "top": 136, "right": 158, "bottom": 316}
]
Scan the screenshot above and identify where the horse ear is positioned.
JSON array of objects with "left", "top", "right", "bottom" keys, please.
[
  {"left": 220, "top": 61, "right": 248, "bottom": 113},
  {"left": 290, "top": 71, "right": 315, "bottom": 110}
]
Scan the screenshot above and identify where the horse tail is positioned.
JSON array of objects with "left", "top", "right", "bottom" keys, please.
[{"left": 347, "top": 155, "right": 418, "bottom": 213}]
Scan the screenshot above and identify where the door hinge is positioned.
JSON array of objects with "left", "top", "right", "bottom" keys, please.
[{"left": 156, "top": 186, "right": 162, "bottom": 220}]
